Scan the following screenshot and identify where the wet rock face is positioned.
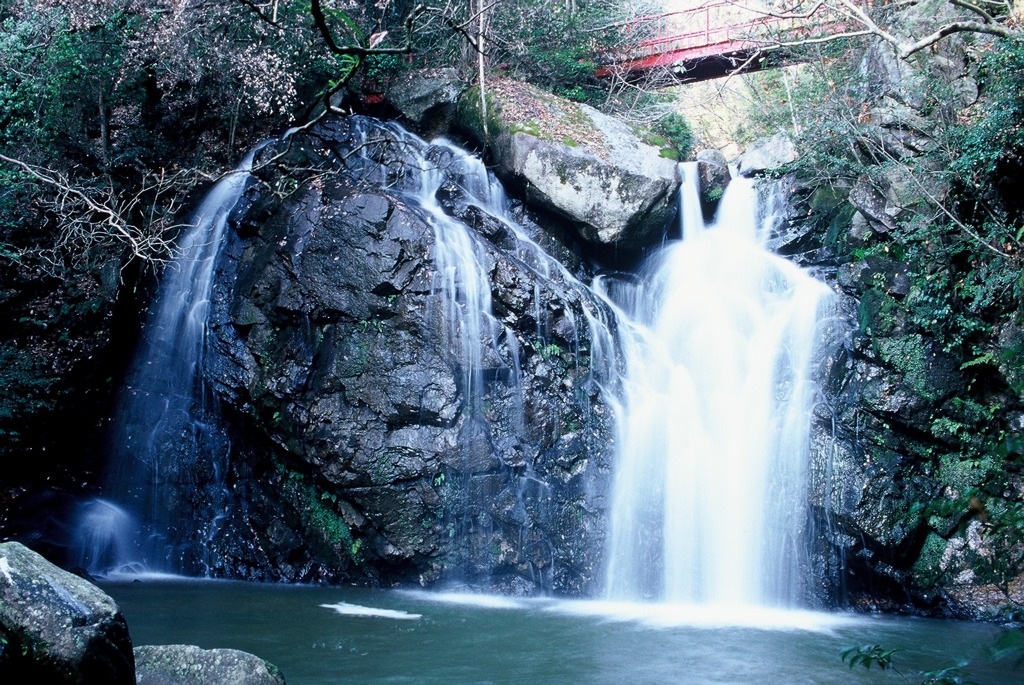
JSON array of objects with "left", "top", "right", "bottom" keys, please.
[
  {"left": 786, "top": 176, "right": 1024, "bottom": 618},
  {"left": 758, "top": 89, "right": 1024, "bottom": 616},
  {"left": 203, "top": 116, "right": 615, "bottom": 594},
  {"left": 384, "top": 68, "right": 465, "bottom": 139}
]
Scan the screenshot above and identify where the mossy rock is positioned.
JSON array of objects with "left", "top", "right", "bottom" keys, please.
[
  {"left": 455, "top": 77, "right": 679, "bottom": 249},
  {"left": 911, "top": 531, "right": 950, "bottom": 587}
]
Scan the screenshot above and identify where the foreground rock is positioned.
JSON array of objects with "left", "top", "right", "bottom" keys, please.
[
  {"left": 457, "top": 78, "right": 679, "bottom": 250},
  {"left": 0, "top": 541, "right": 134, "bottom": 684},
  {"left": 135, "top": 645, "right": 286, "bottom": 685},
  {"left": 0, "top": 542, "right": 289, "bottom": 683}
]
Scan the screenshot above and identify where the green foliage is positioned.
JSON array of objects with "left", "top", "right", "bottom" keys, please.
[
  {"left": 652, "top": 112, "right": 693, "bottom": 160},
  {"left": 364, "top": 53, "right": 408, "bottom": 81},
  {"left": 0, "top": 270, "right": 114, "bottom": 446},
  {"left": 950, "top": 38, "right": 1024, "bottom": 229},
  {"left": 0, "top": 0, "right": 337, "bottom": 273},
  {"left": 745, "top": 31, "right": 1024, "bottom": 604},
  {"left": 973, "top": 499, "right": 1024, "bottom": 591},
  {"left": 487, "top": 1, "right": 627, "bottom": 106},
  {"left": 919, "top": 663, "right": 976, "bottom": 685},
  {"left": 277, "top": 464, "right": 363, "bottom": 565},
  {"left": 841, "top": 644, "right": 902, "bottom": 671},
  {"left": 539, "top": 342, "right": 562, "bottom": 359},
  {"left": 0, "top": 5, "right": 130, "bottom": 159},
  {"left": 990, "top": 612, "right": 1024, "bottom": 666},
  {"left": 841, "top": 645, "right": 978, "bottom": 684},
  {"left": 0, "top": 343, "right": 60, "bottom": 443}
]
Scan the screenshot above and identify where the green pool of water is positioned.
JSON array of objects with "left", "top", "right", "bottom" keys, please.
[{"left": 103, "top": 579, "right": 1021, "bottom": 684}]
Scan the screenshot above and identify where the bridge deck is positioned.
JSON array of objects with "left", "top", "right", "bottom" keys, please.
[{"left": 596, "top": 1, "right": 824, "bottom": 84}]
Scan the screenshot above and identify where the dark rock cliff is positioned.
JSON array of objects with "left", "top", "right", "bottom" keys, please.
[
  {"left": 769, "top": 89, "right": 1024, "bottom": 617},
  {"left": 199, "top": 116, "right": 619, "bottom": 594}
]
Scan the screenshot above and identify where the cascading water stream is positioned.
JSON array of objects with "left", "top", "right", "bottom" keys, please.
[
  {"left": 603, "top": 163, "right": 832, "bottom": 608},
  {"left": 75, "top": 148, "right": 264, "bottom": 576},
  {"left": 344, "top": 118, "right": 621, "bottom": 585}
]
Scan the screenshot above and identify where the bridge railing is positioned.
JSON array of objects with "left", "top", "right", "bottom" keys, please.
[{"left": 600, "top": 0, "right": 829, "bottom": 72}]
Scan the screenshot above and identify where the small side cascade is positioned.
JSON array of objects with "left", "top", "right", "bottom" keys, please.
[
  {"left": 604, "top": 163, "right": 833, "bottom": 607},
  {"left": 75, "top": 147, "right": 265, "bottom": 576},
  {"left": 345, "top": 117, "right": 621, "bottom": 417},
  {"left": 346, "top": 118, "right": 622, "bottom": 586}
]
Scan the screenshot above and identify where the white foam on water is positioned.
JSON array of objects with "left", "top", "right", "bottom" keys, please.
[
  {"left": 319, "top": 602, "right": 422, "bottom": 621},
  {"left": 401, "top": 590, "right": 531, "bottom": 610},
  {"left": 545, "top": 599, "right": 864, "bottom": 633},
  {"left": 401, "top": 589, "right": 861, "bottom": 633}
]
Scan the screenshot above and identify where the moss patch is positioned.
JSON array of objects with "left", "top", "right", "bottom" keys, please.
[
  {"left": 912, "top": 531, "right": 949, "bottom": 586},
  {"left": 277, "top": 465, "right": 363, "bottom": 565},
  {"left": 858, "top": 287, "right": 903, "bottom": 337},
  {"left": 875, "top": 334, "right": 935, "bottom": 399},
  {"left": 458, "top": 76, "right": 613, "bottom": 159}
]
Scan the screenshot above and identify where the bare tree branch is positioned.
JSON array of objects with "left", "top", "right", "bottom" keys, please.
[
  {"left": 950, "top": 0, "right": 1001, "bottom": 23},
  {"left": 310, "top": 1, "right": 427, "bottom": 57},
  {"left": 233, "top": 0, "right": 285, "bottom": 28},
  {"left": 0, "top": 153, "right": 197, "bottom": 271},
  {"left": 898, "top": 20, "right": 1014, "bottom": 57},
  {"left": 722, "top": 0, "right": 1019, "bottom": 61}
]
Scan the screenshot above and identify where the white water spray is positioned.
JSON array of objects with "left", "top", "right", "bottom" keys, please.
[
  {"left": 77, "top": 148, "right": 263, "bottom": 576},
  {"left": 604, "top": 164, "right": 831, "bottom": 607}
]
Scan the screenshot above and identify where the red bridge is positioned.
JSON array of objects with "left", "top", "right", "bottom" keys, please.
[{"left": 596, "top": 1, "right": 825, "bottom": 85}]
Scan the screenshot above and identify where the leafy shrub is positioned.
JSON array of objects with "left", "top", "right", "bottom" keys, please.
[
  {"left": 950, "top": 37, "right": 1024, "bottom": 234},
  {"left": 653, "top": 112, "right": 693, "bottom": 159}
]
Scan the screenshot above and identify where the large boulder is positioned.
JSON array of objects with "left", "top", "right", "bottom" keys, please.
[
  {"left": 135, "top": 645, "right": 286, "bottom": 685},
  {"left": 384, "top": 68, "right": 465, "bottom": 138},
  {"left": 456, "top": 78, "right": 679, "bottom": 250},
  {"left": 200, "top": 115, "right": 616, "bottom": 594},
  {"left": 0, "top": 541, "right": 134, "bottom": 684},
  {"left": 694, "top": 148, "right": 730, "bottom": 217},
  {"left": 737, "top": 132, "right": 797, "bottom": 177}
]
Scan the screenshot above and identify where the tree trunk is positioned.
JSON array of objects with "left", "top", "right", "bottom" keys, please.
[
  {"left": 477, "top": 0, "right": 488, "bottom": 140},
  {"left": 98, "top": 90, "right": 109, "bottom": 170}
]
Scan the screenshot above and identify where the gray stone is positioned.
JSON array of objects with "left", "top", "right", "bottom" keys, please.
[
  {"left": 135, "top": 645, "right": 286, "bottom": 685},
  {"left": 859, "top": 40, "right": 927, "bottom": 110},
  {"left": 493, "top": 129, "right": 678, "bottom": 247},
  {"left": 848, "top": 211, "right": 873, "bottom": 245},
  {"left": 0, "top": 541, "right": 134, "bottom": 684},
  {"left": 737, "top": 133, "right": 797, "bottom": 176},
  {"left": 695, "top": 148, "right": 728, "bottom": 169},
  {"left": 457, "top": 79, "right": 679, "bottom": 249},
  {"left": 838, "top": 257, "right": 910, "bottom": 296},
  {"left": 385, "top": 68, "right": 464, "bottom": 137},
  {"left": 848, "top": 178, "right": 897, "bottom": 233},
  {"left": 695, "top": 149, "right": 730, "bottom": 212}
]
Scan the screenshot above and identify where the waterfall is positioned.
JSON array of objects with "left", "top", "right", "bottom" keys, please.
[
  {"left": 71, "top": 114, "right": 830, "bottom": 599},
  {"left": 603, "top": 163, "right": 832, "bottom": 607},
  {"left": 75, "top": 148, "right": 263, "bottom": 576}
]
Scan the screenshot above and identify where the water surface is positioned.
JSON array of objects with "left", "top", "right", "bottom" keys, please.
[{"left": 105, "top": 580, "right": 1020, "bottom": 684}]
